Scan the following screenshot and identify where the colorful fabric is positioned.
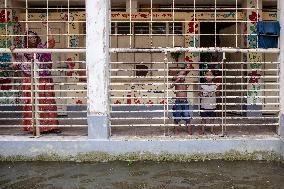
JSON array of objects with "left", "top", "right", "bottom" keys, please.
[
  {"left": 16, "top": 42, "right": 52, "bottom": 76},
  {"left": 22, "top": 77, "right": 59, "bottom": 132},
  {"left": 14, "top": 31, "right": 59, "bottom": 132}
]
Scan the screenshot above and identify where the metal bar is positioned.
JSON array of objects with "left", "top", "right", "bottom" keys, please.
[
  {"left": 109, "top": 117, "right": 278, "bottom": 120},
  {"left": 110, "top": 48, "right": 280, "bottom": 53},
  {"left": 109, "top": 124, "right": 279, "bottom": 127},
  {"left": 0, "top": 125, "right": 87, "bottom": 128},
  {"left": 30, "top": 57, "right": 36, "bottom": 136},
  {"left": 33, "top": 54, "right": 40, "bottom": 136},
  {"left": 0, "top": 47, "right": 280, "bottom": 53}
]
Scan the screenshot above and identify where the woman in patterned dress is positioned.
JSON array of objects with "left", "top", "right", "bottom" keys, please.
[{"left": 10, "top": 30, "right": 60, "bottom": 133}]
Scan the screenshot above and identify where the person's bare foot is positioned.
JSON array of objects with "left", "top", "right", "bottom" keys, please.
[
  {"left": 199, "top": 126, "right": 205, "bottom": 135},
  {"left": 187, "top": 125, "right": 193, "bottom": 135},
  {"left": 174, "top": 126, "right": 178, "bottom": 135},
  {"left": 210, "top": 127, "right": 217, "bottom": 135}
]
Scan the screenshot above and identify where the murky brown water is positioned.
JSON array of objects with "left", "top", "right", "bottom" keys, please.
[{"left": 0, "top": 161, "right": 284, "bottom": 189}]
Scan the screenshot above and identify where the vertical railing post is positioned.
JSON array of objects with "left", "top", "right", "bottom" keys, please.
[
  {"left": 86, "top": 0, "right": 110, "bottom": 139},
  {"left": 33, "top": 53, "right": 40, "bottom": 136},
  {"left": 30, "top": 54, "right": 40, "bottom": 137},
  {"left": 30, "top": 57, "right": 35, "bottom": 135}
]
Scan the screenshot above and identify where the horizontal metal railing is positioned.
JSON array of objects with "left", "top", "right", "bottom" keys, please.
[
  {"left": 0, "top": 0, "right": 280, "bottom": 137},
  {"left": 0, "top": 47, "right": 280, "bottom": 54},
  {"left": 109, "top": 51, "right": 280, "bottom": 136},
  {"left": 0, "top": 52, "right": 87, "bottom": 135}
]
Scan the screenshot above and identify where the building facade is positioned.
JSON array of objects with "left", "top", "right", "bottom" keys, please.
[{"left": 0, "top": 0, "right": 284, "bottom": 160}]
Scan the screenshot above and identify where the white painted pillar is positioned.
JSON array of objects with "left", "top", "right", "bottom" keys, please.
[
  {"left": 86, "top": 0, "right": 110, "bottom": 139},
  {"left": 279, "top": 0, "right": 284, "bottom": 159},
  {"left": 279, "top": 0, "right": 284, "bottom": 135},
  {"left": 243, "top": 0, "right": 263, "bottom": 117}
]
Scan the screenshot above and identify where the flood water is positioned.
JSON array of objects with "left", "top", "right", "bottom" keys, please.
[{"left": 0, "top": 161, "right": 284, "bottom": 189}]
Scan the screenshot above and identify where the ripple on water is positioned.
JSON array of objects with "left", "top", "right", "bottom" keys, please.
[
  {"left": 1, "top": 177, "right": 45, "bottom": 189},
  {"left": 0, "top": 161, "right": 283, "bottom": 189}
]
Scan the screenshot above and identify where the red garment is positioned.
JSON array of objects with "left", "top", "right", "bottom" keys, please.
[
  {"left": 22, "top": 76, "right": 59, "bottom": 132},
  {"left": 0, "top": 78, "right": 12, "bottom": 90}
]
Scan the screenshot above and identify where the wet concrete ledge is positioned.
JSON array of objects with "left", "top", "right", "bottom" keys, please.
[{"left": 0, "top": 135, "right": 283, "bottom": 162}]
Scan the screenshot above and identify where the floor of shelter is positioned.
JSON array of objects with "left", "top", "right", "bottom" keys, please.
[{"left": 0, "top": 125, "right": 277, "bottom": 138}]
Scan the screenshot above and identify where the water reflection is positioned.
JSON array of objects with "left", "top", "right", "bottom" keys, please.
[{"left": 0, "top": 161, "right": 284, "bottom": 189}]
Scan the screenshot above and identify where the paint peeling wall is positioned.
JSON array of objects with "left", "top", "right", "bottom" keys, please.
[
  {"left": 244, "top": 0, "right": 264, "bottom": 116},
  {"left": 110, "top": 10, "right": 278, "bottom": 107},
  {"left": 0, "top": 5, "right": 22, "bottom": 105}
]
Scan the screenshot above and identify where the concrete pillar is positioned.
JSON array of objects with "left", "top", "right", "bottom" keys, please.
[
  {"left": 279, "top": 0, "right": 284, "bottom": 159},
  {"left": 184, "top": 13, "right": 200, "bottom": 115},
  {"left": 86, "top": 0, "right": 110, "bottom": 139},
  {"left": 243, "top": 0, "right": 263, "bottom": 117},
  {"left": 280, "top": 0, "right": 284, "bottom": 137}
]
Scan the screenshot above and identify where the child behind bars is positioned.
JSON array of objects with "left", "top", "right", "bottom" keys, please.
[
  {"left": 170, "top": 67, "right": 193, "bottom": 135},
  {"left": 199, "top": 70, "right": 219, "bottom": 135}
]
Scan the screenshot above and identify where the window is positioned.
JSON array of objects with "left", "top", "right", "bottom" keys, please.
[
  {"left": 169, "top": 22, "right": 183, "bottom": 34},
  {"left": 152, "top": 22, "right": 166, "bottom": 34},
  {"left": 112, "top": 22, "right": 183, "bottom": 35},
  {"left": 111, "top": 23, "right": 115, "bottom": 34},
  {"left": 135, "top": 65, "right": 149, "bottom": 76},
  {"left": 134, "top": 23, "right": 149, "bottom": 34},
  {"left": 117, "top": 22, "right": 131, "bottom": 34}
]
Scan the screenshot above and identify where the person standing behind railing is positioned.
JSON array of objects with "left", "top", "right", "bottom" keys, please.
[
  {"left": 10, "top": 30, "right": 61, "bottom": 134},
  {"left": 199, "top": 70, "right": 219, "bottom": 135},
  {"left": 169, "top": 67, "right": 193, "bottom": 135}
]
